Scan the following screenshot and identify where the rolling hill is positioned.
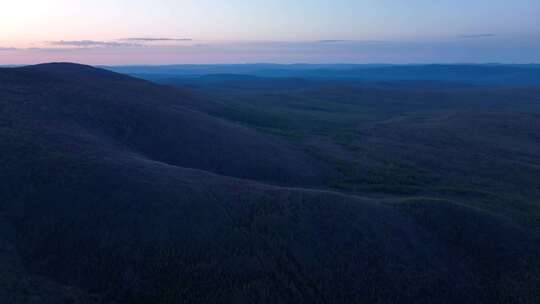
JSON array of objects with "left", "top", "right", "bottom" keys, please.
[{"left": 1, "top": 63, "right": 540, "bottom": 303}]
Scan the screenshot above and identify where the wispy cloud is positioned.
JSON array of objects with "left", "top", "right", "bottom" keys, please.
[
  {"left": 122, "top": 37, "right": 192, "bottom": 42},
  {"left": 44, "top": 38, "right": 192, "bottom": 50},
  {"left": 460, "top": 34, "right": 496, "bottom": 39},
  {"left": 0, "top": 47, "right": 18, "bottom": 51},
  {"left": 3, "top": 36, "right": 539, "bottom": 65},
  {"left": 48, "top": 40, "right": 138, "bottom": 48},
  {"left": 316, "top": 40, "right": 350, "bottom": 43},
  {"left": 315, "top": 40, "right": 389, "bottom": 44}
]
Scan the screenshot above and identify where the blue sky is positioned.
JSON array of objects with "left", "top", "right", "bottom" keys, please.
[{"left": 1, "top": 0, "right": 539, "bottom": 64}]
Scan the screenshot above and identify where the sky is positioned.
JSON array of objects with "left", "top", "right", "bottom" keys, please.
[{"left": 1, "top": 0, "right": 539, "bottom": 65}]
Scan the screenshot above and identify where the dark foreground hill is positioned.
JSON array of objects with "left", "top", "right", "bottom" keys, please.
[
  {"left": 1, "top": 63, "right": 329, "bottom": 186},
  {"left": 1, "top": 63, "right": 540, "bottom": 303}
]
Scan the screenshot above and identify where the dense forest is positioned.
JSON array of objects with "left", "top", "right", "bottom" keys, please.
[{"left": 1, "top": 63, "right": 540, "bottom": 303}]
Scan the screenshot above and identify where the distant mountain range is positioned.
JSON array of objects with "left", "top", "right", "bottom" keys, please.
[{"left": 107, "top": 63, "right": 540, "bottom": 85}]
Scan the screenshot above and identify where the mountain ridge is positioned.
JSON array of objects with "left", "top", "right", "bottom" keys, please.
[{"left": 1, "top": 63, "right": 540, "bottom": 303}]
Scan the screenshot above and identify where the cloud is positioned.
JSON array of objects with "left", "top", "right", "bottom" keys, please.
[
  {"left": 48, "top": 40, "right": 138, "bottom": 48},
  {"left": 316, "top": 40, "right": 350, "bottom": 43},
  {"left": 122, "top": 37, "right": 192, "bottom": 42},
  {"left": 5, "top": 36, "right": 538, "bottom": 65},
  {"left": 460, "top": 34, "right": 496, "bottom": 39},
  {"left": 45, "top": 38, "right": 192, "bottom": 49},
  {"left": 315, "top": 40, "right": 389, "bottom": 44},
  {"left": 0, "top": 47, "right": 18, "bottom": 51}
]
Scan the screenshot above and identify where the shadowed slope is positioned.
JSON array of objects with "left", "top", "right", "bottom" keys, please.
[{"left": 0, "top": 63, "right": 330, "bottom": 186}]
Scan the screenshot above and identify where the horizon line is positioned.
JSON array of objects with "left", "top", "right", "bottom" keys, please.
[{"left": 2, "top": 62, "right": 540, "bottom": 68}]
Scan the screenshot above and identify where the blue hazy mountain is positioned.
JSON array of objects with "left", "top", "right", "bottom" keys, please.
[{"left": 107, "top": 64, "right": 540, "bottom": 85}]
